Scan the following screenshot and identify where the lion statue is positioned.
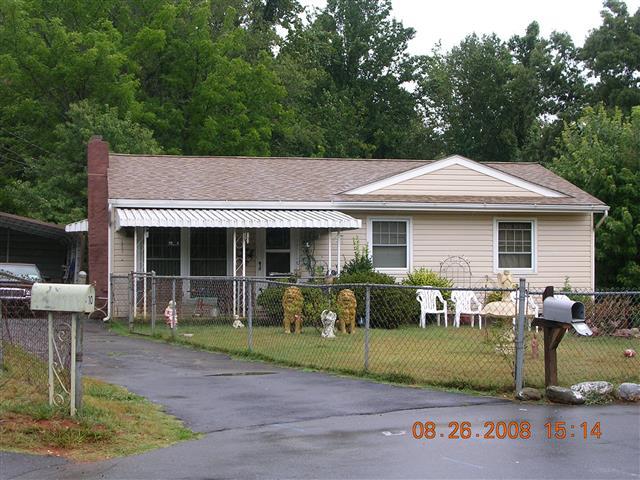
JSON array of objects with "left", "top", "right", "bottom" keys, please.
[
  {"left": 337, "top": 289, "right": 357, "bottom": 334},
  {"left": 282, "top": 286, "right": 304, "bottom": 334}
]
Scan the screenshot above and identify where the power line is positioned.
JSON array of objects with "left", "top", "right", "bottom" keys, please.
[
  {"left": 0, "top": 153, "right": 31, "bottom": 170},
  {"left": 0, "top": 126, "right": 54, "bottom": 156},
  {"left": 0, "top": 145, "right": 35, "bottom": 169}
]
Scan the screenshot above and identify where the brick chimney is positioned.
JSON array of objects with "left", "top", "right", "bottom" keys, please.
[{"left": 87, "top": 136, "right": 109, "bottom": 302}]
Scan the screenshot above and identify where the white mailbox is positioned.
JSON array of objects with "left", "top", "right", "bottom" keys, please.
[{"left": 31, "top": 283, "right": 95, "bottom": 313}]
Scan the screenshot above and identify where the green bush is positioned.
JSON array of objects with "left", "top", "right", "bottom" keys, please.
[
  {"left": 256, "top": 283, "right": 335, "bottom": 328},
  {"left": 336, "top": 270, "right": 418, "bottom": 329},
  {"left": 341, "top": 238, "right": 374, "bottom": 275},
  {"left": 301, "top": 286, "right": 334, "bottom": 327},
  {"left": 402, "top": 268, "right": 453, "bottom": 300},
  {"left": 256, "top": 284, "right": 285, "bottom": 323}
]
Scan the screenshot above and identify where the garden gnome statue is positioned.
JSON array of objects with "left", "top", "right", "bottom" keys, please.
[
  {"left": 337, "top": 289, "right": 357, "bottom": 334},
  {"left": 320, "top": 310, "right": 337, "bottom": 338},
  {"left": 282, "top": 286, "right": 304, "bottom": 334},
  {"left": 164, "top": 300, "right": 178, "bottom": 328}
]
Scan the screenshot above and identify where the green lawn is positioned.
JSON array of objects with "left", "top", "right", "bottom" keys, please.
[{"left": 129, "top": 320, "right": 640, "bottom": 393}]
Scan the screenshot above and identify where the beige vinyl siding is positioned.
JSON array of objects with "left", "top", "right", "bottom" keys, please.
[
  {"left": 112, "top": 228, "right": 134, "bottom": 275},
  {"left": 370, "top": 164, "right": 544, "bottom": 197},
  {"left": 312, "top": 211, "right": 593, "bottom": 290}
]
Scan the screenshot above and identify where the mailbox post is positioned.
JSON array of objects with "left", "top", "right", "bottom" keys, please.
[
  {"left": 531, "top": 286, "right": 592, "bottom": 387},
  {"left": 31, "top": 283, "right": 95, "bottom": 416}
]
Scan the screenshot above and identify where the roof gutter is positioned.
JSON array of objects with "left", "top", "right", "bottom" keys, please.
[{"left": 109, "top": 198, "right": 610, "bottom": 214}]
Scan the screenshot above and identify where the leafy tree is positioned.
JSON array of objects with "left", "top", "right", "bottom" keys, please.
[
  {"left": 276, "top": 0, "right": 432, "bottom": 158},
  {"left": 3, "top": 100, "right": 161, "bottom": 223},
  {"left": 581, "top": 0, "right": 640, "bottom": 111},
  {"left": 552, "top": 106, "right": 640, "bottom": 288},
  {"left": 417, "top": 34, "right": 520, "bottom": 161}
]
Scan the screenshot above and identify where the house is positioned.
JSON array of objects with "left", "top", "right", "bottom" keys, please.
[
  {"left": 1, "top": 211, "right": 78, "bottom": 282},
  {"left": 72, "top": 136, "right": 607, "bottom": 316}
]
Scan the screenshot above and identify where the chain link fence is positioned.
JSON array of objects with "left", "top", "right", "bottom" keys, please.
[
  {"left": 117, "top": 273, "right": 640, "bottom": 393},
  {"left": 1, "top": 279, "right": 72, "bottom": 407}
]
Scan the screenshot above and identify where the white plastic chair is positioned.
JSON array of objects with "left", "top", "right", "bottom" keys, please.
[
  {"left": 451, "top": 290, "right": 483, "bottom": 329},
  {"left": 416, "top": 288, "right": 448, "bottom": 328},
  {"left": 509, "top": 291, "right": 539, "bottom": 330}
]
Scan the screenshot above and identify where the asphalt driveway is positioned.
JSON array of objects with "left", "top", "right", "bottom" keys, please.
[{"left": 2, "top": 321, "right": 639, "bottom": 479}]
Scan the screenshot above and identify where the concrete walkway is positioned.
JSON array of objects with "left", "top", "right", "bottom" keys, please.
[{"left": 2, "top": 322, "right": 639, "bottom": 479}]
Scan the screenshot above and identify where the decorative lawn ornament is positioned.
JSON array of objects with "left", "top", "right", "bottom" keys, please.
[
  {"left": 282, "top": 286, "right": 304, "bottom": 334},
  {"left": 164, "top": 300, "right": 178, "bottom": 328},
  {"left": 320, "top": 310, "right": 337, "bottom": 338},
  {"left": 624, "top": 349, "right": 636, "bottom": 358},
  {"left": 232, "top": 314, "right": 245, "bottom": 329},
  {"left": 337, "top": 289, "right": 357, "bottom": 334},
  {"left": 531, "top": 333, "right": 539, "bottom": 360}
]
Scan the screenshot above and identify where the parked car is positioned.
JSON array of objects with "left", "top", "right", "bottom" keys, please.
[{"left": 0, "top": 263, "right": 42, "bottom": 308}]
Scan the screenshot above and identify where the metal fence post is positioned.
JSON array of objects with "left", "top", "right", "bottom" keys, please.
[
  {"left": 0, "top": 301, "right": 3, "bottom": 369},
  {"left": 151, "top": 271, "right": 156, "bottom": 335},
  {"left": 47, "top": 311, "right": 54, "bottom": 405},
  {"left": 74, "top": 272, "right": 86, "bottom": 415},
  {"left": 247, "top": 280, "right": 253, "bottom": 352},
  {"left": 171, "top": 278, "right": 176, "bottom": 339},
  {"left": 128, "top": 272, "right": 134, "bottom": 332},
  {"left": 514, "top": 278, "right": 527, "bottom": 392},
  {"left": 70, "top": 312, "right": 78, "bottom": 416},
  {"left": 364, "top": 286, "right": 370, "bottom": 371}
]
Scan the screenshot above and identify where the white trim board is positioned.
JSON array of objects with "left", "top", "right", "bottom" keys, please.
[{"left": 345, "top": 155, "right": 566, "bottom": 198}]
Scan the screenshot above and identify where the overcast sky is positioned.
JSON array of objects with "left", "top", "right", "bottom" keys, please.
[{"left": 300, "top": 0, "right": 640, "bottom": 53}]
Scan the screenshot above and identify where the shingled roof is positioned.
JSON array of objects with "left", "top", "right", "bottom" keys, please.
[{"left": 107, "top": 154, "right": 605, "bottom": 208}]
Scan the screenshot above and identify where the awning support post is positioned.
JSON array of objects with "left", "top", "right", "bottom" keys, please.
[
  {"left": 328, "top": 229, "right": 332, "bottom": 275},
  {"left": 336, "top": 232, "right": 342, "bottom": 275}
]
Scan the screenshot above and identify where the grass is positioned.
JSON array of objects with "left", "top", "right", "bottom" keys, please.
[
  {"left": 124, "top": 319, "right": 640, "bottom": 393},
  {"left": 0, "top": 345, "right": 198, "bottom": 462}
]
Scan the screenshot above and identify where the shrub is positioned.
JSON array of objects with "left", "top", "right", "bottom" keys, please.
[
  {"left": 402, "top": 268, "right": 453, "bottom": 300},
  {"left": 336, "top": 270, "right": 418, "bottom": 328},
  {"left": 341, "top": 238, "right": 373, "bottom": 275},
  {"left": 256, "top": 283, "right": 335, "bottom": 328},
  {"left": 256, "top": 284, "right": 285, "bottom": 323},
  {"left": 301, "top": 286, "right": 334, "bottom": 328}
]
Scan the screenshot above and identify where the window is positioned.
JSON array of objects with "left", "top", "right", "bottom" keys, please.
[
  {"left": 371, "top": 220, "right": 408, "bottom": 269},
  {"left": 147, "top": 228, "right": 181, "bottom": 275},
  {"left": 266, "top": 228, "right": 290, "bottom": 275},
  {"left": 190, "top": 229, "right": 226, "bottom": 276},
  {"left": 496, "top": 221, "right": 534, "bottom": 270}
]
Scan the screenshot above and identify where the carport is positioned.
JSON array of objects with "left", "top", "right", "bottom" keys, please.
[{"left": 0, "top": 211, "right": 75, "bottom": 282}]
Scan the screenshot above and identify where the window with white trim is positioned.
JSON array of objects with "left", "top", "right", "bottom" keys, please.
[
  {"left": 496, "top": 221, "right": 534, "bottom": 269},
  {"left": 371, "top": 220, "right": 408, "bottom": 269}
]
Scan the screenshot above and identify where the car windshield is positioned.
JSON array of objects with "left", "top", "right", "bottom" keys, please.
[{"left": 0, "top": 264, "right": 42, "bottom": 282}]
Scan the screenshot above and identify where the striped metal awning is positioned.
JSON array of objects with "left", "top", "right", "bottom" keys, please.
[
  {"left": 65, "top": 219, "right": 88, "bottom": 232},
  {"left": 115, "top": 208, "right": 361, "bottom": 230}
]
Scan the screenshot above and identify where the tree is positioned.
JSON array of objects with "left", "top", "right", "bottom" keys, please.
[
  {"left": 417, "top": 34, "right": 521, "bottom": 161},
  {"left": 2, "top": 100, "right": 161, "bottom": 223},
  {"left": 552, "top": 106, "right": 640, "bottom": 288},
  {"left": 581, "top": 0, "right": 640, "bottom": 111},
  {"left": 276, "top": 0, "right": 433, "bottom": 158}
]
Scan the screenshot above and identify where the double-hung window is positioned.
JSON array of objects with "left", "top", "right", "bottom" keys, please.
[
  {"left": 495, "top": 220, "right": 535, "bottom": 271},
  {"left": 370, "top": 219, "right": 409, "bottom": 269}
]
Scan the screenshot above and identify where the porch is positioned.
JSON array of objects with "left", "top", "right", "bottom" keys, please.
[{"left": 115, "top": 208, "right": 361, "bottom": 318}]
